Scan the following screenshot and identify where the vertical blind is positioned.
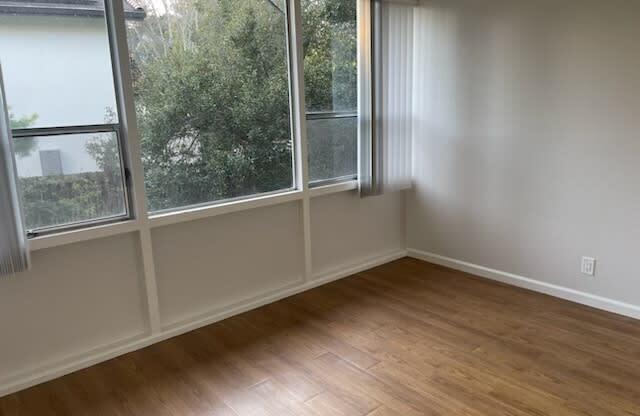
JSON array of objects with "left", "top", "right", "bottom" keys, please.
[
  {"left": 360, "top": 0, "right": 414, "bottom": 196},
  {"left": 0, "top": 64, "right": 30, "bottom": 276},
  {"left": 381, "top": 0, "right": 414, "bottom": 191}
]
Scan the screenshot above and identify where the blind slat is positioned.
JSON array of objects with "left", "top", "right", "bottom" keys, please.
[{"left": 0, "top": 63, "right": 30, "bottom": 277}]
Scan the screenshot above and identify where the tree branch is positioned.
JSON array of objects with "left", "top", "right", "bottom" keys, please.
[{"left": 265, "top": 0, "right": 284, "bottom": 14}]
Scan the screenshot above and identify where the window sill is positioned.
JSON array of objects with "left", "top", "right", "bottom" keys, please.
[
  {"left": 29, "top": 219, "right": 141, "bottom": 252},
  {"left": 148, "top": 189, "right": 304, "bottom": 228},
  {"left": 29, "top": 179, "right": 359, "bottom": 252},
  {"left": 309, "top": 180, "right": 358, "bottom": 198}
]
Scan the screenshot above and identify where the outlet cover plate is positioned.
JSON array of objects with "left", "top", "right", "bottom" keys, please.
[{"left": 581, "top": 257, "right": 596, "bottom": 276}]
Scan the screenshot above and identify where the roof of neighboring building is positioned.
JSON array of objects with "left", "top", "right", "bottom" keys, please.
[{"left": 0, "top": 0, "right": 145, "bottom": 20}]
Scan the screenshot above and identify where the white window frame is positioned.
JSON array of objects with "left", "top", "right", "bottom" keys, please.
[
  {"left": 12, "top": 124, "right": 134, "bottom": 237},
  {"left": 24, "top": 0, "right": 361, "bottom": 252},
  {"left": 306, "top": 111, "right": 359, "bottom": 188},
  {"left": 7, "top": 0, "right": 137, "bottom": 238}
]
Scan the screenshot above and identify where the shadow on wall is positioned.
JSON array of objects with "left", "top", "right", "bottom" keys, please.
[{"left": 409, "top": 0, "right": 640, "bottom": 305}]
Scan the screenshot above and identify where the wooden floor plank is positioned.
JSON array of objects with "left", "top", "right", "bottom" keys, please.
[{"left": 2, "top": 258, "right": 640, "bottom": 416}]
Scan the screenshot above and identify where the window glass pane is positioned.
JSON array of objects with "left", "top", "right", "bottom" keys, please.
[
  {"left": 0, "top": 1, "right": 119, "bottom": 128},
  {"left": 125, "top": 0, "right": 294, "bottom": 212},
  {"left": 308, "top": 115, "right": 357, "bottom": 183},
  {"left": 15, "top": 132, "right": 127, "bottom": 231},
  {"left": 302, "top": 0, "right": 357, "bottom": 184}
]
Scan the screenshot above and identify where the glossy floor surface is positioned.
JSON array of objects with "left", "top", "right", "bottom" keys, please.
[{"left": 2, "top": 258, "right": 640, "bottom": 415}]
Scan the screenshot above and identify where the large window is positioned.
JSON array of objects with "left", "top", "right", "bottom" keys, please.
[
  {"left": 0, "top": 0, "right": 363, "bottom": 238},
  {"left": 302, "top": 0, "right": 358, "bottom": 185},
  {"left": 0, "top": 0, "right": 131, "bottom": 235},
  {"left": 125, "top": 0, "right": 295, "bottom": 213}
]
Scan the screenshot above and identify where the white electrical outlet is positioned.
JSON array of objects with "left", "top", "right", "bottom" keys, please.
[{"left": 581, "top": 257, "right": 596, "bottom": 276}]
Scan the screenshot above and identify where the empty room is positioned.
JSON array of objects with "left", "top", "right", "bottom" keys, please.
[{"left": 1, "top": 0, "right": 639, "bottom": 414}]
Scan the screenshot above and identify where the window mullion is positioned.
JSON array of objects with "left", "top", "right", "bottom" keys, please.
[
  {"left": 286, "top": 0, "right": 310, "bottom": 192},
  {"left": 104, "top": 0, "right": 162, "bottom": 334},
  {"left": 286, "top": 0, "right": 313, "bottom": 283},
  {"left": 104, "top": 0, "right": 148, "bottom": 222}
]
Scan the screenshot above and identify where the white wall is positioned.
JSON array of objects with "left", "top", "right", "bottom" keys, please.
[
  {"left": 408, "top": 0, "right": 640, "bottom": 307},
  {"left": 0, "top": 192, "right": 406, "bottom": 393},
  {"left": 0, "top": 233, "right": 148, "bottom": 380}
]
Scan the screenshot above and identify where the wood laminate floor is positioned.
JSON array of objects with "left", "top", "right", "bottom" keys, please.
[{"left": 2, "top": 257, "right": 640, "bottom": 415}]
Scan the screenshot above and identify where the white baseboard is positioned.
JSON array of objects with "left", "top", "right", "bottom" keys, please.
[
  {"left": 0, "top": 249, "right": 407, "bottom": 398},
  {"left": 311, "top": 249, "right": 408, "bottom": 284},
  {"left": 408, "top": 248, "right": 640, "bottom": 320},
  {"left": 158, "top": 249, "right": 407, "bottom": 337}
]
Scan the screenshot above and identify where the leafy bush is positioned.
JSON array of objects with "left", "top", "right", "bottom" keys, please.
[{"left": 19, "top": 172, "right": 124, "bottom": 230}]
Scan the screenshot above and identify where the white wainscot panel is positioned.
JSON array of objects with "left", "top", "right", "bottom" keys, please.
[
  {"left": 0, "top": 233, "right": 148, "bottom": 381},
  {"left": 311, "top": 190, "right": 406, "bottom": 278},
  {"left": 152, "top": 202, "right": 305, "bottom": 328}
]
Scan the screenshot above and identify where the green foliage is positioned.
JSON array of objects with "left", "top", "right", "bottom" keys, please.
[
  {"left": 127, "top": 0, "right": 295, "bottom": 211},
  {"left": 307, "top": 116, "right": 357, "bottom": 181},
  {"left": 128, "top": 0, "right": 356, "bottom": 211},
  {"left": 301, "top": 0, "right": 358, "bottom": 181},
  {"left": 85, "top": 108, "right": 121, "bottom": 182},
  {"left": 16, "top": 108, "right": 125, "bottom": 231},
  {"left": 8, "top": 109, "right": 37, "bottom": 129},
  {"left": 19, "top": 172, "right": 125, "bottom": 230},
  {"left": 302, "top": 0, "right": 357, "bottom": 112},
  {"left": 19, "top": 107, "right": 125, "bottom": 230},
  {"left": 9, "top": 108, "right": 38, "bottom": 157}
]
